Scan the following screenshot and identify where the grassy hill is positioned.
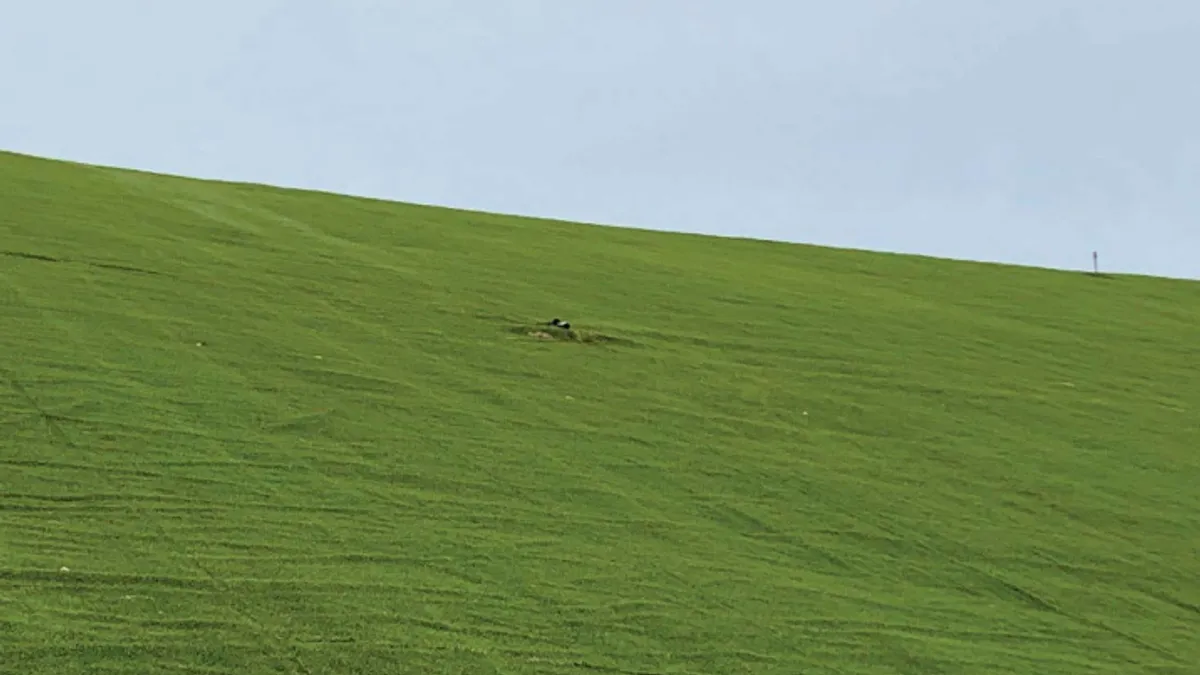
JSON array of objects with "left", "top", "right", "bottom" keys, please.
[{"left": 1, "top": 149, "right": 1198, "bottom": 674}]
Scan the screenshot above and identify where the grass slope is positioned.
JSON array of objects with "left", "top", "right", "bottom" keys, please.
[{"left": 1, "top": 149, "right": 1199, "bottom": 674}]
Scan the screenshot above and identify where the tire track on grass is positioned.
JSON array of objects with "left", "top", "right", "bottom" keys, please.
[
  {"left": 58, "top": 235, "right": 475, "bottom": 672},
  {"left": 769, "top": 461, "right": 1174, "bottom": 667},
  {"left": 1, "top": 263, "right": 319, "bottom": 673},
  {"left": 0, "top": 249, "right": 165, "bottom": 277},
  {"left": 860, "top": 506, "right": 1186, "bottom": 666},
  {"left": 0, "top": 331, "right": 233, "bottom": 670},
  {"left": 89, "top": 177, "right": 556, "bottom": 670},
  {"left": 69, "top": 268, "right": 326, "bottom": 675},
  {"left": 0, "top": 366, "right": 71, "bottom": 447}
]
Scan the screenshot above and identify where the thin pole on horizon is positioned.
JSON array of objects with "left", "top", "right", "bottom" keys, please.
[{"left": 1092, "top": 250, "right": 1099, "bottom": 274}]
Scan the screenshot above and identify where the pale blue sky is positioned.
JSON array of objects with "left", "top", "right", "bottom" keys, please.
[{"left": 3, "top": 1, "right": 1197, "bottom": 279}]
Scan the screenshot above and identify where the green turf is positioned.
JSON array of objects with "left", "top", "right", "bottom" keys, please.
[{"left": 1, "top": 148, "right": 1198, "bottom": 674}]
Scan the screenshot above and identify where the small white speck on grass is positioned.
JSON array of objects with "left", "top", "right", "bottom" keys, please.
[
  {"left": 802, "top": 411, "right": 808, "bottom": 416},
  {"left": 565, "top": 395, "right": 574, "bottom": 400},
  {"left": 195, "top": 342, "right": 204, "bottom": 347},
  {"left": 59, "top": 566, "right": 69, "bottom": 572},
  {"left": 314, "top": 355, "right": 323, "bottom": 360}
]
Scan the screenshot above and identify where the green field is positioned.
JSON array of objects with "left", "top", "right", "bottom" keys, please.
[{"left": 1, "top": 148, "right": 1198, "bottom": 674}]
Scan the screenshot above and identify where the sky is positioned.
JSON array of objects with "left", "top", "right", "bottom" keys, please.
[{"left": 3, "top": 0, "right": 1198, "bottom": 279}]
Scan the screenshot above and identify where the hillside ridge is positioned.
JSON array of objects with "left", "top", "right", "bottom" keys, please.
[
  {"left": 2, "top": 149, "right": 1198, "bottom": 673},
  {"left": 5, "top": 148, "right": 1187, "bottom": 281}
]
